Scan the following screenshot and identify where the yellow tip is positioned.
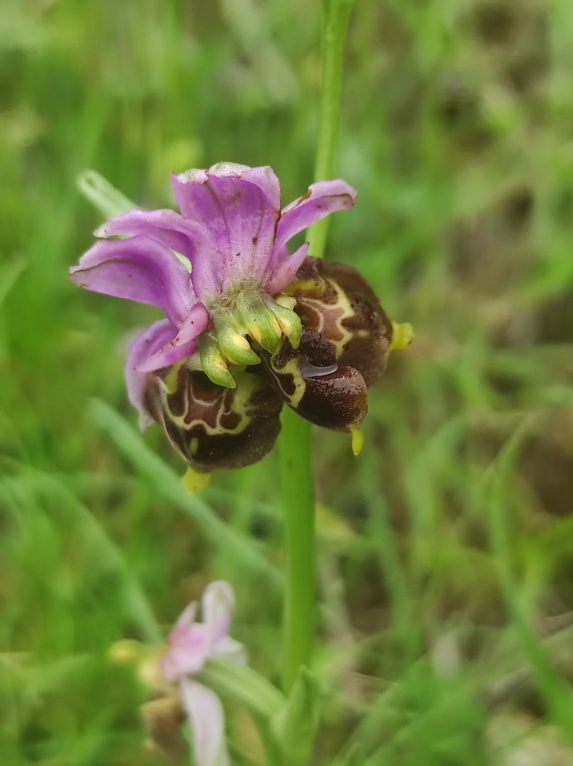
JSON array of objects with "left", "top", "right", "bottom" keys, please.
[
  {"left": 390, "top": 321, "right": 415, "bottom": 351},
  {"left": 350, "top": 427, "right": 364, "bottom": 456},
  {"left": 248, "top": 324, "right": 262, "bottom": 344},
  {"left": 275, "top": 294, "right": 297, "bottom": 310},
  {"left": 231, "top": 332, "right": 251, "bottom": 350},
  {"left": 277, "top": 317, "right": 293, "bottom": 336},
  {"left": 214, "top": 354, "right": 229, "bottom": 372},
  {"left": 108, "top": 639, "right": 144, "bottom": 665},
  {"left": 270, "top": 316, "right": 282, "bottom": 337},
  {"left": 181, "top": 467, "right": 211, "bottom": 493}
]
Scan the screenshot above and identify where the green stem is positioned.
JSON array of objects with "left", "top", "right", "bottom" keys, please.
[
  {"left": 307, "top": 0, "right": 355, "bottom": 259},
  {"left": 280, "top": 0, "right": 355, "bottom": 694},
  {"left": 280, "top": 410, "right": 315, "bottom": 692}
]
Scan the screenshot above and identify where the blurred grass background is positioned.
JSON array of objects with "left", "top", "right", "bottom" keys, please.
[{"left": 2, "top": 0, "right": 573, "bottom": 764}]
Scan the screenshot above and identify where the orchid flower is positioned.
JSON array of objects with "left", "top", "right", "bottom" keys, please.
[
  {"left": 70, "top": 163, "right": 413, "bottom": 480},
  {"left": 159, "top": 581, "right": 244, "bottom": 766}
]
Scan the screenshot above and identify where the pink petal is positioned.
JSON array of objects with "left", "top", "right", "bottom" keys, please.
[
  {"left": 212, "top": 636, "right": 246, "bottom": 665},
  {"left": 174, "top": 163, "right": 281, "bottom": 215},
  {"left": 170, "top": 601, "right": 199, "bottom": 639},
  {"left": 70, "top": 235, "right": 196, "bottom": 326},
  {"left": 160, "top": 624, "right": 210, "bottom": 681},
  {"left": 135, "top": 303, "right": 210, "bottom": 372},
  {"left": 124, "top": 319, "right": 179, "bottom": 428},
  {"left": 231, "top": 164, "right": 281, "bottom": 210},
  {"left": 202, "top": 581, "right": 235, "bottom": 650},
  {"left": 171, "top": 164, "right": 281, "bottom": 299},
  {"left": 179, "top": 679, "right": 230, "bottom": 766},
  {"left": 273, "top": 180, "right": 357, "bottom": 254},
  {"left": 264, "top": 242, "right": 309, "bottom": 296},
  {"left": 95, "top": 208, "right": 212, "bottom": 290}
]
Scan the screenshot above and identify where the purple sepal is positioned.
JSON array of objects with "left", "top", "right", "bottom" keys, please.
[{"left": 70, "top": 235, "right": 197, "bottom": 326}]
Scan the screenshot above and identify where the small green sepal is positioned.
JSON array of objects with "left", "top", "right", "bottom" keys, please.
[
  {"left": 212, "top": 312, "right": 261, "bottom": 366},
  {"left": 198, "top": 334, "right": 236, "bottom": 388},
  {"left": 263, "top": 294, "right": 302, "bottom": 350},
  {"left": 235, "top": 292, "right": 283, "bottom": 353}
]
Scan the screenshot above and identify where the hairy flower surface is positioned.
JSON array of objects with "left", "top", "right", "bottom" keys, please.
[
  {"left": 143, "top": 363, "right": 283, "bottom": 473},
  {"left": 160, "top": 581, "right": 244, "bottom": 766}
]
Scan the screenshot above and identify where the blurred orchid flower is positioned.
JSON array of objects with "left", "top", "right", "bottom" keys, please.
[{"left": 160, "top": 581, "right": 244, "bottom": 766}]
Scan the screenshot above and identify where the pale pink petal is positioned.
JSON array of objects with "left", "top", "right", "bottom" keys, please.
[
  {"left": 212, "top": 636, "right": 247, "bottom": 665},
  {"left": 202, "top": 581, "right": 235, "bottom": 650},
  {"left": 170, "top": 601, "right": 198, "bottom": 640},
  {"left": 173, "top": 304, "right": 211, "bottom": 344},
  {"left": 179, "top": 679, "right": 230, "bottom": 766},
  {"left": 231, "top": 164, "right": 281, "bottom": 210},
  {"left": 160, "top": 624, "right": 210, "bottom": 681}
]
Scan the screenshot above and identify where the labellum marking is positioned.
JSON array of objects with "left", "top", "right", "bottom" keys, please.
[
  {"left": 162, "top": 367, "right": 257, "bottom": 438},
  {"left": 295, "top": 277, "right": 355, "bottom": 356},
  {"left": 265, "top": 358, "right": 307, "bottom": 408}
]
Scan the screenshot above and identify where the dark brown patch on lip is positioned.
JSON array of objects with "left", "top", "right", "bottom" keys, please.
[
  {"left": 166, "top": 365, "right": 188, "bottom": 417},
  {"left": 295, "top": 365, "right": 367, "bottom": 431},
  {"left": 263, "top": 329, "right": 367, "bottom": 431},
  {"left": 274, "top": 328, "right": 338, "bottom": 370},
  {"left": 220, "top": 409, "right": 242, "bottom": 430},
  {"left": 271, "top": 372, "right": 296, "bottom": 398},
  {"left": 144, "top": 366, "right": 283, "bottom": 472}
]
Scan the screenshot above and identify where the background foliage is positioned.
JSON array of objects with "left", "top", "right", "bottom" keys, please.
[{"left": 2, "top": 0, "right": 573, "bottom": 763}]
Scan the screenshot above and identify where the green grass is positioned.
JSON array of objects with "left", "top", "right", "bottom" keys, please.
[{"left": 2, "top": 0, "right": 573, "bottom": 763}]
